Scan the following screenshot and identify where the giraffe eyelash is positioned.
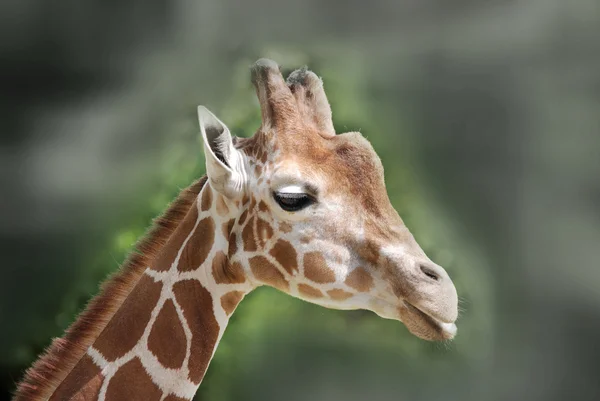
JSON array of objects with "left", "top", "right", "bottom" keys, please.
[{"left": 272, "top": 191, "right": 316, "bottom": 212}]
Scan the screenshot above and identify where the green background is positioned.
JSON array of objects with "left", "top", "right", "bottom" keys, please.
[{"left": 1, "top": 1, "right": 599, "bottom": 400}]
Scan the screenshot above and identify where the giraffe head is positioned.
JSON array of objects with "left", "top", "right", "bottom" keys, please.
[{"left": 198, "top": 59, "right": 458, "bottom": 341}]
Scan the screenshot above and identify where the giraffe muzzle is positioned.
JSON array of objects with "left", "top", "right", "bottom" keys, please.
[{"left": 398, "top": 261, "right": 459, "bottom": 341}]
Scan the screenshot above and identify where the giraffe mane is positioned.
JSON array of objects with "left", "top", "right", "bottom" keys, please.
[{"left": 13, "top": 176, "right": 208, "bottom": 401}]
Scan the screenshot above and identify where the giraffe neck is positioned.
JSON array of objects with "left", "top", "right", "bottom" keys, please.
[{"left": 47, "top": 183, "right": 252, "bottom": 401}]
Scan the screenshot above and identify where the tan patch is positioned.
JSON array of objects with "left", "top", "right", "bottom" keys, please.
[
  {"left": 344, "top": 267, "right": 374, "bottom": 292},
  {"left": 105, "top": 357, "right": 162, "bottom": 401},
  {"left": 216, "top": 195, "right": 230, "bottom": 217},
  {"left": 241, "top": 193, "right": 249, "bottom": 206},
  {"left": 327, "top": 288, "right": 354, "bottom": 301},
  {"left": 151, "top": 203, "right": 199, "bottom": 271},
  {"left": 269, "top": 239, "right": 298, "bottom": 275},
  {"left": 255, "top": 165, "right": 263, "bottom": 177},
  {"left": 300, "top": 236, "right": 311, "bottom": 244},
  {"left": 304, "top": 252, "right": 336, "bottom": 283},
  {"left": 148, "top": 299, "right": 186, "bottom": 369},
  {"left": 298, "top": 283, "right": 323, "bottom": 298},
  {"left": 242, "top": 215, "right": 257, "bottom": 251},
  {"left": 279, "top": 222, "right": 292, "bottom": 233},
  {"left": 95, "top": 275, "right": 162, "bottom": 361},
  {"left": 260, "top": 150, "right": 268, "bottom": 163},
  {"left": 222, "top": 219, "right": 235, "bottom": 238},
  {"left": 239, "top": 209, "right": 249, "bottom": 226},
  {"left": 355, "top": 240, "right": 381, "bottom": 265},
  {"left": 333, "top": 136, "right": 391, "bottom": 218},
  {"left": 228, "top": 232, "right": 238, "bottom": 256},
  {"left": 258, "top": 200, "right": 269, "bottom": 212},
  {"left": 49, "top": 354, "right": 102, "bottom": 401},
  {"left": 173, "top": 280, "right": 219, "bottom": 384},
  {"left": 177, "top": 217, "right": 215, "bottom": 272},
  {"left": 249, "top": 256, "right": 289, "bottom": 291},
  {"left": 220, "top": 291, "right": 245, "bottom": 315},
  {"left": 200, "top": 187, "right": 212, "bottom": 212},
  {"left": 256, "top": 218, "right": 274, "bottom": 248}
]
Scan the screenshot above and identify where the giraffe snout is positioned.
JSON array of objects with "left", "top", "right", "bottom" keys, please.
[{"left": 409, "top": 260, "right": 458, "bottom": 324}]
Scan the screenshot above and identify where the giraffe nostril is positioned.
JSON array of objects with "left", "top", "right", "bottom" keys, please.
[{"left": 420, "top": 264, "right": 440, "bottom": 281}]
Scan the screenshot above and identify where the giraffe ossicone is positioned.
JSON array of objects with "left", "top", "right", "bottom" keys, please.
[{"left": 15, "top": 58, "right": 459, "bottom": 401}]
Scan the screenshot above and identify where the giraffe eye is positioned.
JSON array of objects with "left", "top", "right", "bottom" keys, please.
[{"left": 273, "top": 192, "right": 315, "bottom": 212}]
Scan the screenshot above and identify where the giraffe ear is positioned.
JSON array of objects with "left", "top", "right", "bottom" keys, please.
[{"left": 198, "top": 106, "right": 246, "bottom": 199}]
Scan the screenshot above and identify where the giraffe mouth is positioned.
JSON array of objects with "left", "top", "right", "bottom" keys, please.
[{"left": 400, "top": 301, "right": 457, "bottom": 341}]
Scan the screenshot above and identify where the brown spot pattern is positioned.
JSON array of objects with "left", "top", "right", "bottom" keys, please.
[
  {"left": 258, "top": 200, "right": 269, "bottom": 212},
  {"left": 327, "top": 289, "right": 354, "bottom": 301},
  {"left": 345, "top": 267, "right": 374, "bottom": 292},
  {"left": 173, "top": 280, "right": 219, "bottom": 384},
  {"left": 220, "top": 291, "right": 245, "bottom": 315},
  {"left": 105, "top": 357, "right": 162, "bottom": 401},
  {"left": 227, "top": 261, "right": 246, "bottom": 284},
  {"left": 210, "top": 251, "right": 228, "bottom": 284},
  {"left": 298, "top": 283, "right": 323, "bottom": 298},
  {"left": 256, "top": 218, "right": 274, "bottom": 248},
  {"left": 69, "top": 373, "right": 103, "bottom": 401},
  {"left": 228, "top": 232, "right": 238, "bottom": 256},
  {"left": 151, "top": 204, "right": 199, "bottom": 271},
  {"left": 13, "top": 178, "right": 207, "bottom": 401},
  {"left": 269, "top": 240, "right": 298, "bottom": 275},
  {"left": 249, "top": 256, "right": 289, "bottom": 291},
  {"left": 279, "top": 222, "right": 292, "bottom": 233},
  {"left": 242, "top": 215, "right": 257, "bottom": 251},
  {"left": 356, "top": 240, "right": 381, "bottom": 265},
  {"left": 148, "top": 299, "right": 186, "bottom": 369},
  {"left": 304, "top": 252, "right": 336, "bottom": 283},
  {"left": 211, "top": 251, "right": 245, "bottom": 284},
  {"left": 200, "top": 187, "right": 212, "bottom": 211},
  {"left": 49, "top": 354, "right": 102, "bottom": 401},
  {"left": 94, "top": 275, "right": 162, "bottom": 361},
  {"left": 177, "top": 217, "right": 215, "bottom": 272}
]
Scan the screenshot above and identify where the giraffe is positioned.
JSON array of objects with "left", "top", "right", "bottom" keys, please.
[{"left": 15, "top": 59, "right": 458, "bottom": 401}]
